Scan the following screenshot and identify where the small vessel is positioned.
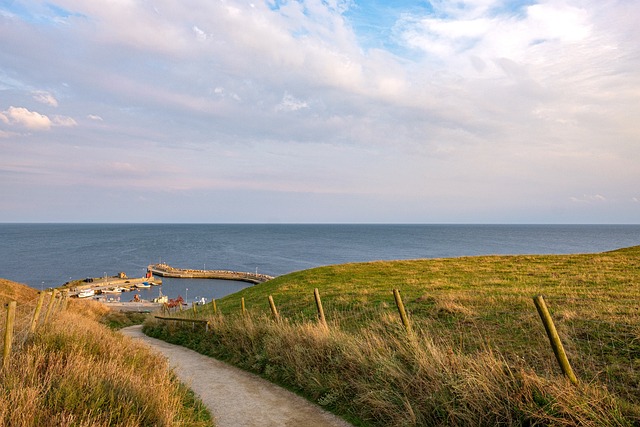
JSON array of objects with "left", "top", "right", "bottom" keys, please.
[
  {"left": 77, "top": 289, "right": 95, "bottom": 298},
  {"left": 135, "top": 282, "right": 151, "bottom": 288},
  {"left": 153, "top": 289, "right": 168, "bottom": 304},
  {"left": 103, "top": 287, "right": 123, "bottom": 294}
]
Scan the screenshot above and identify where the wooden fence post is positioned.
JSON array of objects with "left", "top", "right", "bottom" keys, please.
[
  {"left": 241, "top": 297, "right": 246, "bottom": 315},
  {"left": 393, "top": 289, "right": 412, "bottom": 334},
  {"left": 211, "top": 298, "right": 217, "bottom": 314},
  {"left": 43, "top": 289, "right": 58, "bottom": 324},
  {"left": 30, "top": 292, "right": 46, "bottom": 333},
  {"left": 268, "top": 295, "right": 279, "bottom": 321},
  {"left": 3, "top": 301, "right": 17, "bottom": 369},
  {"left": 60, "top": 291, "right": 69, "bottom": 312},
  {"left": 314, "top": 288, "right": 328, "bottom": 329},
  {"left": 533, "top": 295, "right": 578, "bottom": 385}
]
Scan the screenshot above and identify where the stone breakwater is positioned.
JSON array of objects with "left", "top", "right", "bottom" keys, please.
[{"left": 147, "top": 263, "right": 274, "bottom": 284}]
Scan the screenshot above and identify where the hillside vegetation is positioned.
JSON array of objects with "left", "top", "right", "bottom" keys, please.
[
  {"left": 145, "top": 246, "right": 640, "bottom": 426},
  {"left": 0, "top": 279, "right": 213, "bottom": 427}
]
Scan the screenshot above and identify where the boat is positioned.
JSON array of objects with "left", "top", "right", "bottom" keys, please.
[
  {"left": 77, "top": 289, "right": 95, "bottom": 298},
  {"left": 152, "top": 290, "right": 168, "bottom": 304},
  {"left": 135, "top": 282, "right": 151, "bottom": 288},
  {"left": 103, "top": 287, "right": 123, "bottom": 294}
]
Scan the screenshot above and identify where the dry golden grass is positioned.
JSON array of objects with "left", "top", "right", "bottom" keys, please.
[
  {"left": 0, "top": 278, "right": 38, "bottom": 305},
  {"left": 0, "top": 279, "right": 213, "bottom": 427}
]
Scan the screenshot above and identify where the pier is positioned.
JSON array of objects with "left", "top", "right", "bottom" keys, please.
[{"left": 147, "top": 263, "right": 274, "bottom": 284}]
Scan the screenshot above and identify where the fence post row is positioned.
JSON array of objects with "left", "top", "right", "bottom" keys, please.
[
  {"left": 533, "top": 295, "right": 578, "bottom": 385},
  {"left": 151, "top": 289, "right": 584, "bottom": 389},
  {"left": 3, "top": 301, "right": 17, "bottom": 369}
]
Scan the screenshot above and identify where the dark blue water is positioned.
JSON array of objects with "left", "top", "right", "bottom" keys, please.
[{"left": 1, "top": 224, "right": 639, "bottom": 301}]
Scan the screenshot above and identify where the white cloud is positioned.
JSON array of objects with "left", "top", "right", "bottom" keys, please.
[
  {"left": 276, "top": 92, "right": 309, "bottom": 112},
  {"left": 0, "top": 107, "right": 76, "bottom": 130},
  {"left": 52, "top": 115, "right": 78, "bottom": 127},
  {"left": 570, "top": 194, "right": 607, "bottom": 203},
  {"left": 87, "top": 114, "right": 103, "bottom": 121},
  {"left": 192, "top": 25, "right": 208, "bottom": 41},
  {"left": 1, "top": 106, "right": 52, "bottom": 130},
  {"left": 32, "top": 91, "right": 59, "bottom": 107}
]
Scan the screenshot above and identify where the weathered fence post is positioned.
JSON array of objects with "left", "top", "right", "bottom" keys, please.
[
  {"left": 44, "top": 289, "right": 58, "bottom": 324},
  {"left": 533, "top": 295, "right": 578, "bottom": 385},
  {"left": 241, "top": 297, "right": 246, "bottom": 315},
  {"left": 211, "top": 298, "right": 217, "bottom": 314},
  {"left": 314, "top": 288, "right": 328, "bottom": 329},
  {"left": 268, "top": 295, "right": 279, "bottom": 321},
  {"left": 3, "top": 301, "right": 17, "bottom": 369},
  {"left": 60, "top": 291, "right": 69, "bottom": 312},
  {"left": 393, "top": 289, "right": 412, "bottom": 334},
  {"left": 30, "top": 292, "right": 46, "bottom": 333},
  {"left": 192, "top": 302, "right": 197, "bottom": 316}
]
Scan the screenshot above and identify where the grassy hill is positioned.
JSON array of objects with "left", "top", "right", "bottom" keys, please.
[
  {"left": 146, "top": 246, "right": 640, "bottom": 426},
  {"left": 0, "top": 278, "right": 38, "bottom": 304},
  {"left": 0, "top": 278, "right": 213, "bottom": 426}
]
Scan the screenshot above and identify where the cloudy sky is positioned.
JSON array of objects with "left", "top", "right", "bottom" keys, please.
[{"left": 1, "top": 0, "right": 638, "bottom": 223}]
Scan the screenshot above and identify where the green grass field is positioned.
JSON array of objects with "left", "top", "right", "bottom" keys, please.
[{"left": 145, "top": 246, "right": 640, "bottom": 426}]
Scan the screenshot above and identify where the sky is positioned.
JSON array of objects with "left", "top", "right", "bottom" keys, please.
[{"left": 0, "top": 0, "right": 639, "bottom": 223}]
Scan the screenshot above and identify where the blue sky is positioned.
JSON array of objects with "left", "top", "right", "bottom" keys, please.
[{"left": 1, "top": 0, "right": 639, "bottom": 223}]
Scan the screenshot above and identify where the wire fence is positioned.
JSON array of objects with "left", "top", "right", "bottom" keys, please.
[{"left": 1, "top": 291, "right": 68, "bottom": 367}]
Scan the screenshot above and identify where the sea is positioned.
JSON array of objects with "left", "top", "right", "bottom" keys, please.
[{"left": 1, "top": 224, "right": 639, "bottom": 303}]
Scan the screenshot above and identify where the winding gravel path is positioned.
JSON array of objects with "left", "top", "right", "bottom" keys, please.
[{"left": 121, "top": 325, "right": 353, "bottom": 427}]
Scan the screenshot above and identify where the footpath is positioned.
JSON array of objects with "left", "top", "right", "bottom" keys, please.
[{"left": 121, "top": 325, "right": 353, "bottom": 427}]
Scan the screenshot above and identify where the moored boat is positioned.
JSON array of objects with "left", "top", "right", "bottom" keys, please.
[
  {"left": 77, "top": 289, "right": 95, "bottom": 298},
  {"left": 152, "top": 289, "right": 168, "bottom": 304}
]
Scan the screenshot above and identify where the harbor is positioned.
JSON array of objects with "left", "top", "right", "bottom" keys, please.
[
  {"left": 58, "top": 268, "right": 258, "bottom": 311},
  {"left": 61, "top": 272, "right": 162, "bottom": 298}
]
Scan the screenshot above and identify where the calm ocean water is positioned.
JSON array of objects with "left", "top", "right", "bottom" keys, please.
[{"left": 1, "top": 224, "right": 639, "bottom": 302}]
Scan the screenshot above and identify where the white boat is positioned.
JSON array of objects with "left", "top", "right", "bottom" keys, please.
[
  {"left": 153, "top": 290, "right": 168, "bottom": 304},
  {"left": 135, "top": 282, "right": 151, "bottom": 288},
  {"left": 77, "top": 289, "right": 95, "bottom": 298},
  {"left": 103, "top": 287, "right": 123, "bottom": 294}
]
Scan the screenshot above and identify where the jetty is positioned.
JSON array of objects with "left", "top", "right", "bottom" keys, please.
[{"left": 147, "top": 263, "right": 274, "bottom": 284}]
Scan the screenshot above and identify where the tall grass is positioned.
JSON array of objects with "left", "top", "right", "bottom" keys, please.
[
  {"left": 145, "top": 314, "right": 633, "bottom": 426},
  {"left": 0, "top": 295, "right": 213, "bottom": 426},
  {"left": 145, "top": 247, "right": 640, "bottom": 426}
]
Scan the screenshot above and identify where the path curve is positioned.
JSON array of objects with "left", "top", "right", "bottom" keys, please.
[{"left": 121, "top": 325, "right": 353, "bottom": 427}]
